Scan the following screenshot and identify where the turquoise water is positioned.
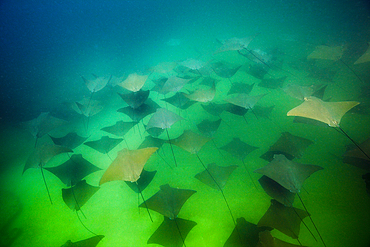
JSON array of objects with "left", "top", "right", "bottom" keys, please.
[{"left": 1, "top": 1, "right": 370, "bottom": 246}]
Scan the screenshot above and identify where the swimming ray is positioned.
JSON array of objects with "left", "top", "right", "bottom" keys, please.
[
  {"left": 354, "top": 43, "right": 370, "bottom": 64},
  {"left": 228, "top": 82, "right": 255, "bottom": 95},
  {"left": 214, "top": 35, "right": 257, "bottom": 54},
  {"left": 225, "top": 93, "right": 267, "bottom": 112},
  {"left": 160, "top": 76, "right": 191, "bottom": 95},
  {"left": 146, "top": 108, "right": 183, "bottom": 166},
  {"left": 117, "top": 90, "right": 149, "bottom": 109},
  {"left": 100, "top": 147, "right": 158, "bottom": 221},
  {"left": 183, "top": 82, "right": 216, "bottom": 103},
  {"left": 81, "top": 74, "right": 110, "bottom": 93},
  {"left": 287, "top": 96, "right": 369, "bottom": 160},
  {"left": 343, "top": 137, "right": 370, "bottom": 171},
  {"left": 258, "top": 230, "right": 308, "bottom": 247},
  {"left": 260, "top": 132, "right": 314, "bottom": 162},
  {"left": 101, "top": 121, "right": 136, "bottom": 137},
  {"left": 61, "top": 235, "right": 104, "bottom": 247},
  {"left": 84, "top": 136, "right": 123, "bottom": 159},
  {"left": 210, "top": 61, "right": 242, "bottom": 79},
  {"left": 201, "top": 103, "right": 227, "bottom": 117},
  {"left": 307, "top": 45, "right": 345, "bottom": 61},
  {"left": 196, "top": 119, "right": 224, "bottom": 157},
  {"left": 118, "top": 73, "right": 148, "bottom": 92},
  {"left": 117, "top": 98, "right": 159, "bottom": 123},
  {"left": 44, "top": 154, "right": 101, "bottom": 187},
  {"left": 258, "top": 175, "right": 296, "bottom": 207},
  {"left": 23, "top": 143, "right": 73, "bottom": 204},
  {"left": 162, "top": 92, "right": 196, "bottom": 110},
  {"left": 49, "top": 132, "right": 88, "bottom": 150}
]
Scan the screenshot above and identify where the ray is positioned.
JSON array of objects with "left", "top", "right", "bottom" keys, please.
[
  {"left": 118, "top": 73, "right": 148, "bottom": 92},
  {"left": 210, "top": 61, "right": 242, "bottom": 79},
  {"left": 224, "top": 217, "right": 269, "bottom": 247},
  {"left": 44, "top": 154, "right": 102, "bottom": 187},
  {"left": 81, "top": 74, "right": 110, "bottom": 93},
  {"left": 183, "top": 82, "right": 216, "bottom": 103},
  {"left": 307, "top": 45, "right": 345, "bottom": 61},
  {"left": 117, "top": 98, "right": 159, "bottom": 123},
  {"left": 161, "top": 92, "right": 196, "bottom": 110},
  {"left": 147, "top": 216, "right": 197, "bottom": 247},
  {"left": 221, "top": 138, "right": 259, "bottom": 187},
  {"left": 225, "top": 93, "right": 267, "bottom": 119},
  {"left": 61, "top": 235, "right": 104, "bottom": 247},
  {"left": 258, "top": 175, "right": 296, "bottom": 207},
  {"left": 258, "top": 230, "right": 309, "bottom": 247},
  {"left": 287, "top": 96, "right": 369, "bottom": 160},
  {"left": 49, "top": 132, "right": 88, "bottom": 150},
  {"left": 138, "top": 135, "right": 170, "bottom": 168},
  {"left": 224, "top": 103, "right": 249, "bottom": 124},
  {"left": 354, "top": 43, "right": 370, "bottom": 64},
  {"left": 101, "top": 121, "right": 136, "bottom": 148},
  {"left": 196, "top": 119, "right": 224, "bottom": 158},
  {"left": 171, "top": 130, "right": 212, "bottom": 155},
  {"left": 23, "top": 112, "right": 67, "bottom": 147},
  {"left": 227, "top": 82, "right": 255, "bottom": 95},
  {"left": 146, "top": 108, "right": 183, "bottom": 167},
  {"left": 254, "top": 154, "right": 325, "bottom": 246},
  {"left": 178, "top": 58, "right": 207, "bottom": 75},
  {"left": 214, "top": 35, "right": 257, "bottom": 54},
  {"left": 258, "top": 199, "right": 309, "bottom": 241},
  {"left": 160, "top": 76, "right": 191, "bottom": 95},
  {"left": 259, "top": 76, "right": 287, "bottom": 89},
  {"left": 260, "top": 132, "right": 314, "bottom": 162},
  {"left": 99, "top": 147, "right": 158, "bottom": 221},
  {"left": 201, "top": 103, "right": 227, "bottom": 117},
  {"left": 283, "top": 84, "right": 315, "bottom": 101},
  {"left": 62, "top": 180, "right": 100, "bottom": 235},
  {"left": 343, "top": 137, "right": 370, "bottom": 171},
  {"left": 84, "top": 136, "right": 123, "bottom": 159},
  {"left": 117, "top": 90, "right": 150, "bottom": 109},
  {"left": 247, "top": 63, "right": 269, "bottom": 79},
  {"left": 23, "top": 143, "right": 73, "bottom": 204},
  {"left": 125, "top": 169, "right": 157, "bottom": 194},
  {"left": 253, "top": 105, "right": 275, "bottom": 119},
  {"left": 75, "top": 99, "right": 104, "bottom": 132}
]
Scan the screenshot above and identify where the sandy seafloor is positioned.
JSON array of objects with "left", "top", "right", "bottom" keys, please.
[{"left": 0, "top": 1, "right": 370, "bottom": 247}]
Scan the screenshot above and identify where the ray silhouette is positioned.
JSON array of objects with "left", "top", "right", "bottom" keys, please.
[
  {"left": 247, "top": 63, "right": 269, "bottom": 79},
  {"left": 101, "top": 121, "right": 136, "bottom": 148},
  {"left": 49, "top": 132, "right": 88, "bottom": 150},
  {"left": 124, "top": 169, "right": 157, "bottom": 194},
  {"left": 196, "top": 118, "right": 224, "bottom": 158},
  {"left": 171, "top": 130, "right": 212, "bottom": 159},
  {"left": 287, "top": 96, "right": 369, "bottom": 160},
  {"left": 62, "top": 180, "right": 100, "bottom": 235},
  {"left": 146, "top": 108, "right": 183, "bottom": 167},
  {"left": 178, "top": 58, "right": 207, "bottom": 75},
  {"left": 210, "top": 61, "right": 242, "bottom": 79},
  {"left": 118, "top": 98, "right": 160, "bottom": 123},
  {"left": 160, "top": 76, "right": 191, "bottom": 95},
  {"left": 254, "top": 154, "right": 325, "bottom": 246},
  {"left": 75, "top": 99, "right": 104, "bottom": 132},
  {"left": 118, "top": 73, "right": 148, "bottom": 92},
  {"left": 343, "top": 137, "right": 370, "bottom": 171},
  {"left": 227, "top": 82, "right": 255, "bottom": 95},
  {"left": 307, "top": 45, "right": 345, "bottom": 61},
  {"left": 259, "top": 76, "right": 287, "bottom": 89},
  {"left": 224, "top": 103, "right": 249, "bottom": 124},
  {"left": 260, "top": 132, "right": 314, "bottom": 162},
  {"left": 139, "top": 184, "right": 197, "bottom": 247},
  {"left": 258, "top": 230, "right": 309, "bottom": 247},
  {"left": 61, "top": 235, "right": 104, "bottom": 247},
  {"left": 84, "top": 136, "right": 123, "bottom": 160},
  {"left": 99, "top": 147, "right": 158, "bottom": 221},
  {"left": 161, "top": 92, "right": 196, "bottom": 110},
  {"left": 214, "top": 35, "right": 257, "bottom": 54},
  {"left": 117, "top": 90, "right": 150, "bottom": 109},
  {"left": 23, "top": 143, "right": 73, "bottom": 204},
  {"left": 201, "top": 103, "right": 227, "bottom": 117},
  {"left": 253, "top": 105, "right": 275, "bottom": 119},
  {"left": 138, "top": 135, "right": 170, "bottom": 168},
  {"left": 183, "top": 82, "right": 216, "bottom": 103},
  {"left": 44, "top": 154, "right": 101, "bottom": 187},
  {"left": 23, "top": 112, "right": 67, "bottom": 147},
  {"left": 195, "top": 163, "right": 239, "bottom": 238},
  {"left": 258, "top": 175, "right": 295, "bottom": 207},
  {"left": 224, "top": 217, "right": 270, "bottom": 247},
  {"left": 225, "top": 93, "right": 267, "bottom": 119},
  {"left": 81, "top": 74, "right": 110, "bottom": 94},
  {"left": 221, "top": 138, "right": 259, "bottom": 188},
  {"left": 283, "top": 84, "right": 315, "bottom": 101},
  {"left": 258, "top": 199, "right": 309, "bottom": 242},
  {"left": 149, "top": 61, "right": 177, "bottom": 75},
  {"left": 354, "top": 43, "right": 370, "bottom": 64},
  {"left": 147, "top": 216, "right": 197, "bottom": 247}
]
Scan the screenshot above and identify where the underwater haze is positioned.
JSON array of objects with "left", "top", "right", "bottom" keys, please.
[{"left": 0, "top": 0, "right": 370, "bottom": 246}]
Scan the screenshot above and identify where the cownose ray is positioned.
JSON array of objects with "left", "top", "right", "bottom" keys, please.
[
  {"left": 283, "top": 84, "right": 316, "bottom": 101},
  {"left": 171, "top": 130, "right": 212, "bottom": 168},
  {"left": 23, "top": 112, "right": 67, "bottom": 147},
  {"left": 75, "top": 99, "right": 104, "bottom": 132},
  {"left": 210, "top": 60, "right": 242, "bottom": 81},
  {"left": 101, "top": 121, "right": 136, "bottom": 149},
  {"left": 146, "top": 108, "right": 184, "bottom": 167},
  {"left": 178, "top": 58, "right": 207, "bottom": 76},
  {"left": 195, "top": 163, "right": 240, "bottom": 241},
  {"left": 220, "top": 137, "right": 259, "bottom": 188},
  {"left": 196, "top": 118, "right": 225, "bottom": 158},
  {"left": 162, "top": 92, "right": 196, "bottom": 110},
  {"left": 253, "top": 105, "right": 275, "bottom": 119},
  {"left": 257, "top": 199, "right": 309, "bottom": 244},
  {"left": 159, "top": 76, "right": 191, "bottom": 95},
  {"left": 44, "top": 154, "right": 101, "bottom": 187},
  {"left": 227, "top": 82, "right": 255, "bottom": 95},
  {"left": 224, "top": 103, "right": 250, "bottom": 124},
  {"left": 49, "top": 132, "right": 88, "bottom": 150},
  {"left": 62, "top": 180, "right": 100, "bottom": 235},
  {"left": 260, "top": 132, "right": 314, "bottom": 162},
  {"left": 149, "top": 61, "right": 177, "bottom": 75},
  {"left": 254, "top": 154, "right": 325, "bottom": 246},
  {"left": 224, "top": 217, "right": 270, "bottom": 247},
  {"left": 138, "top": 135, "right": 171, "bottom": 169},
  {"left": 118, "top": 73, "right": 148, "bottom": 92},
  {"left": 100, "top": 147, "right": 158, "bottom": 222},
  {"left": 182, "top": 82, "right": 216, "bottom": 103},
  {"left": 117, "top": 89, "right": 150, "bottom": 109},
  {"left": 287, "top": 96, "right": 370, "bottom": 160},
  {"left": 258, "top": 175, "right": 296, "bottom": 207},
  {"left": 354, "top": 42, "right": 370, "bottom": 64},
  {"left": 84, "top": 136, "right": 123, "bottom": 160},
  {"left": 258, "top": 230, "right": 309, "bottom": 247},
  {"left": 60, "top": 235, "right": 104, "bottom": 247},
  {"left": 23, "top": 143, "right": 73, "bottom": 204},
  {"left": 201, "top": 103, "right": 227, "bottom": 117},
  {"left": 118, "top": 98, "right": 160, "bottom": 123},
  {"left": 343, "top": 137, "right": 370, "bottom": 171},
  {"left": 214, "top": 35, "right": 258, "bottom": 54},
  {"left": 139, "top": 184, "right": 197, "bottom": 247},
  {"left": 225, "top": 93, "right": 267, "bottom": 119}
]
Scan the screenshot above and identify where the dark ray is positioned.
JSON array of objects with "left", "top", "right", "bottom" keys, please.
[
  {"left": 81, "top": 74, "right": 110, "bottom": 93},
  {"left": 258, "top": 230, "right": 308, "bottom": 247},
  {"left": 195, "top": 163, "right": 237, "bottom": 191},
  {"left": 210, "top": 61, "right": 242, "bottom": 79},
  {"left": 101, "top": 121, "right": 136, "bottom": 137},
  {"left": 343, "top": 137, "right": 370, "bottom": 171},
  {"left": 60, "top": 235, "right": 104, "bottom": 247},
  {"left": 44, "top": 154, "right": 101, "bottom": 187},
  {"left": 118, "top": 98, "right": 159, "bottom": 123},
  {"left": 49, "top": 132, "right": 88, "bottom": 150},
  {"left": 260, "top": 132, "right": 314, "bottom": 162},
  {"left": 183, "top": 82, "right": 216, "bottom": 103},
  {"left": 201, "top": 103, "right": 227, "bottom": 117},
  {"left": 225, "top": 93, "right": 267, "bottom": 112},
  {"left": 253, "top": 105, "right": 275, "bottom": 119},
  {"left": 196, "top": 119, "right": 222, "bottom": 138},
  {"left": 258, "top": 175, "right": 295, "bottom": 207},
  {"left": 227, "top": 82, "right": 255, "bottom": 95},
  {"left": 117, "top": 90, "right": 150, "bottom": 109},
  {"left": 147, "top": 216, "right": 197, "bottom": 247},
  {"left": 125, "top": 169, "right": 157, "bottom": 194},
  {"left": 161, "top": 92, "right": 196, "bottom": 110},
  {"left": 118, "top": 73, "right": 148, "bottom": 92},
  {"left": 84, "top": 136, "right": 123, "bottom": 158}
]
